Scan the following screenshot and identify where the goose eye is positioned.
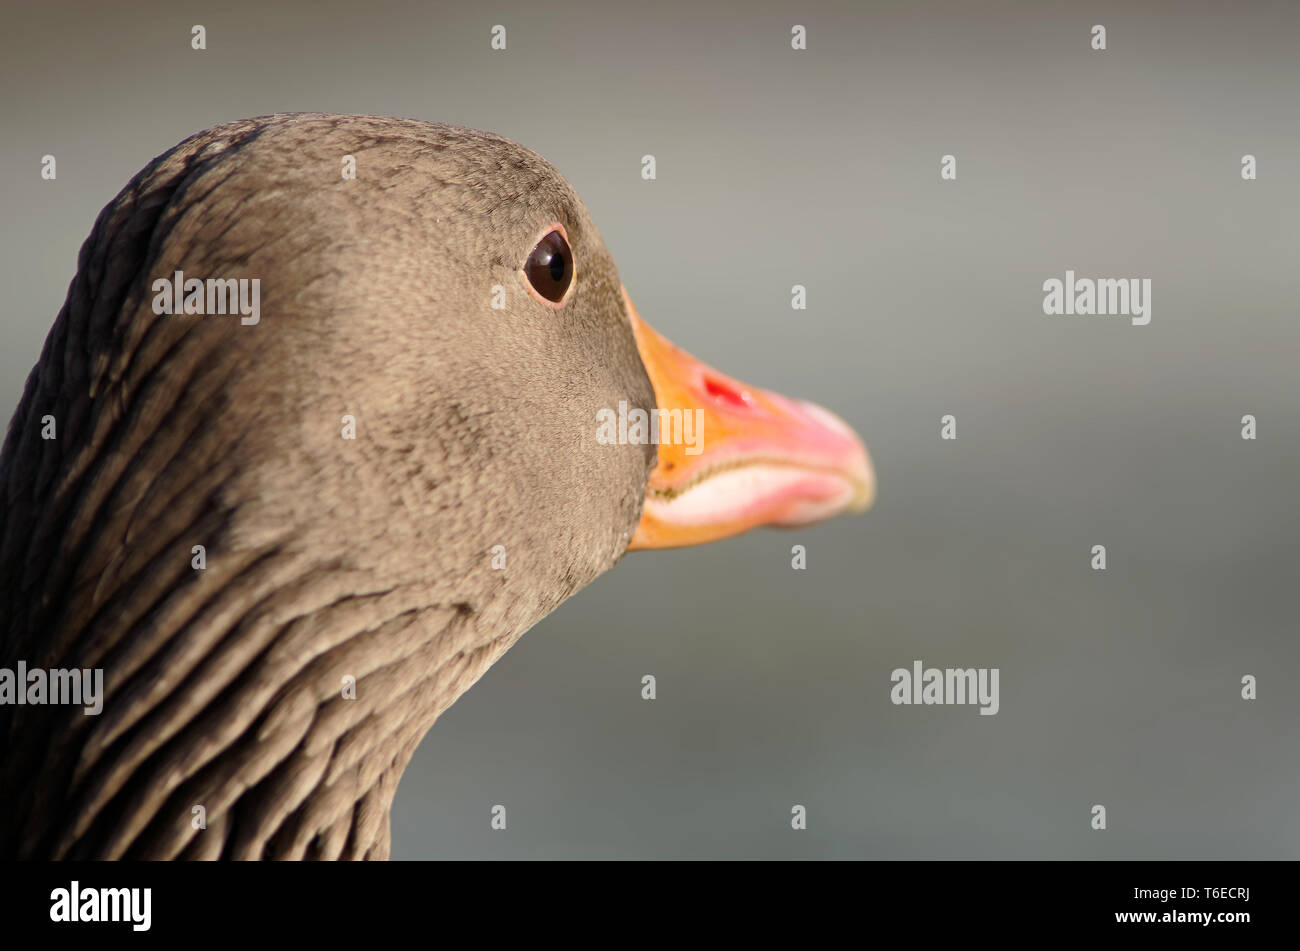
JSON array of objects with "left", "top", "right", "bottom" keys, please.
[{"left": 524, "top": 229, "right": 573, "bottom": 303}]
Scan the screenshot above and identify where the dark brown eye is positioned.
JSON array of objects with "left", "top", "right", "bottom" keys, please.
[{"left": 524, "top": 229, "right": 573, "bottom": 303}]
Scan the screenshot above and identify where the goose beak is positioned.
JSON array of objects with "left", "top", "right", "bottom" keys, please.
[{"left": 623, "top": 288, "right": 875, "bottom": 550}]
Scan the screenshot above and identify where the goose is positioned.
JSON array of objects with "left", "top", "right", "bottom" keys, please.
[{"left": 0, "top": 113, "right": 874, "bottom": 860}]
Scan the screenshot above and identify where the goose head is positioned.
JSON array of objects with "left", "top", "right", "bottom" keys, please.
[{"left": 0, "top": 113, "right": 873, "bottom": 859}]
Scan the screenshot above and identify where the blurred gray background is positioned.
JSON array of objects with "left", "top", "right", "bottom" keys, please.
[{"left": 2, "top": 0, "right": 1296, "bottom": 858}]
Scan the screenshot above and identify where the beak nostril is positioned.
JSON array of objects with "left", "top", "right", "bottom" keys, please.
[{"left": 703, "top": 375, "right": 751, "bottom": 409}]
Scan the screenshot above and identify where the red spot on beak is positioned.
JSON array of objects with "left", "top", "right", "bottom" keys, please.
[{"left": 703, "top": 375, "right": 752, "bottom": 409}]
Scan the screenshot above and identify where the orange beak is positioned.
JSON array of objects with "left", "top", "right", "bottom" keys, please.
[{"left": 624, "top": 288, "right": 875, "bottom": 550}]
